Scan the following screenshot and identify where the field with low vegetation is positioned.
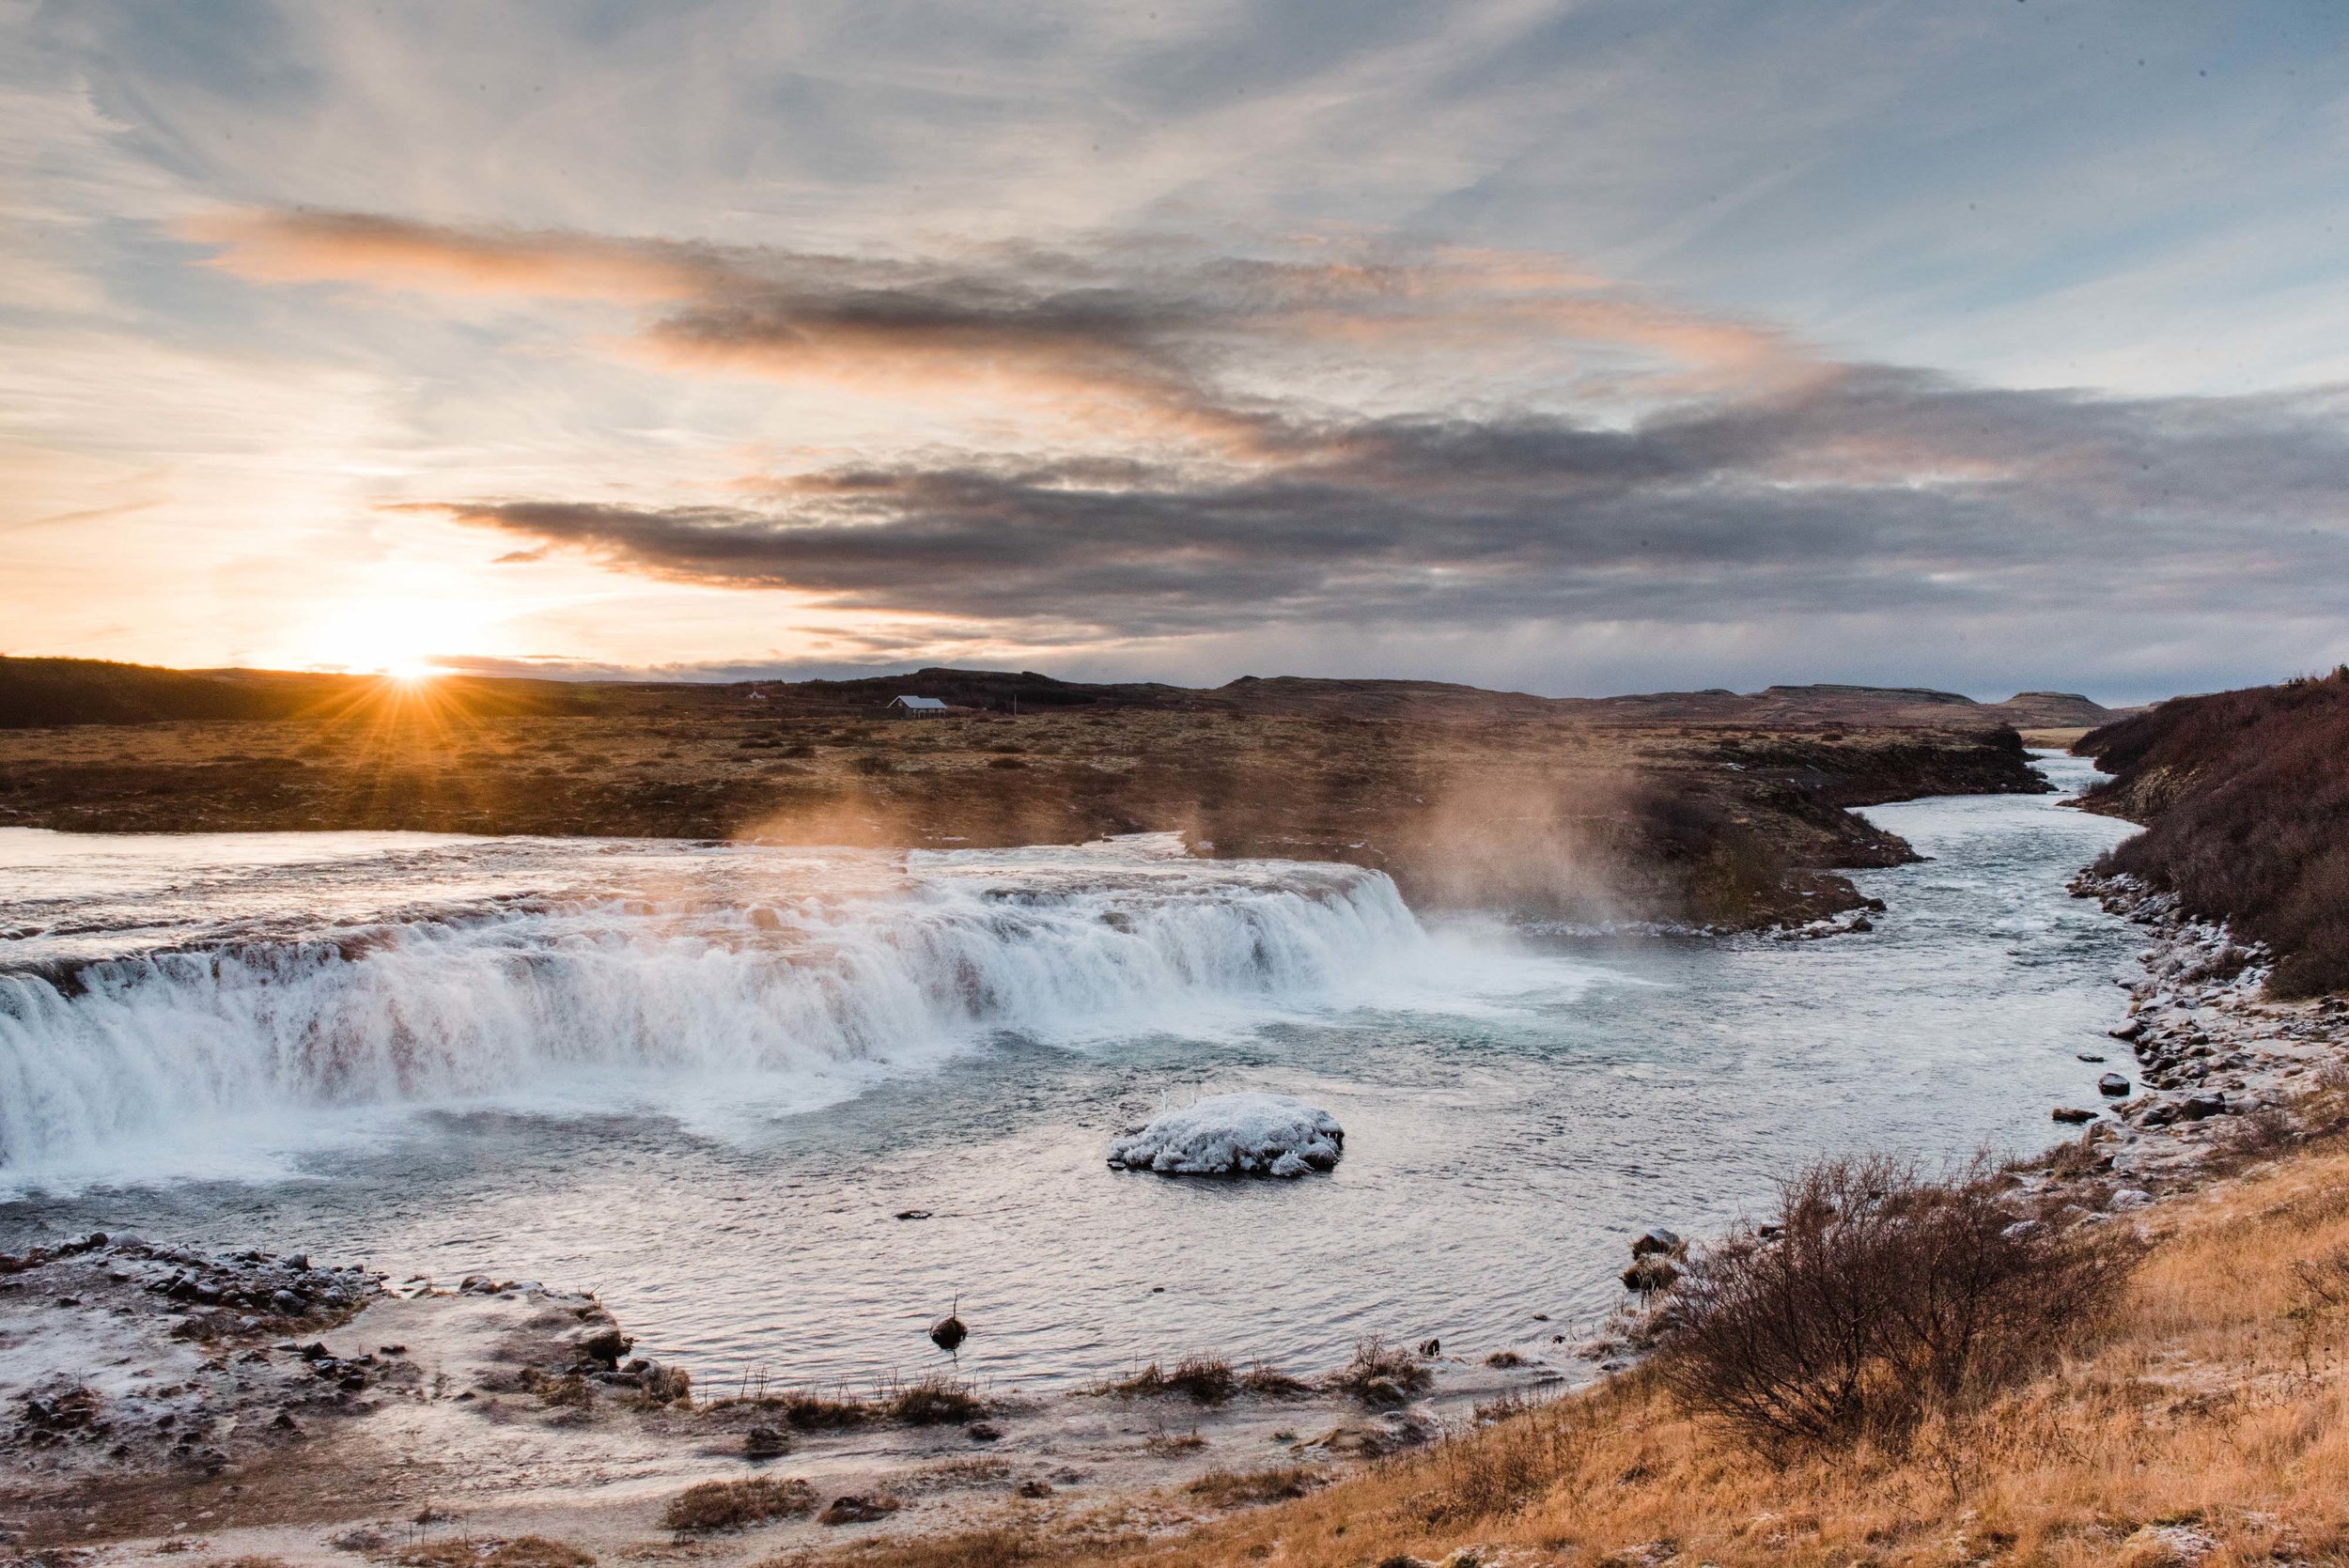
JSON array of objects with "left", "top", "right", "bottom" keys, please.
[{"left": 0, "top": 658, "right": 2054, "bottom": 929}]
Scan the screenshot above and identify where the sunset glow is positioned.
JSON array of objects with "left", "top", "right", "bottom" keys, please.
[{"left": 4, "top": 5, "right": 2347, "bottom": 700}]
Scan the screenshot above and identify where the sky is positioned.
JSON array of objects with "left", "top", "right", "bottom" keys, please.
[{"left": 5, "top": 1, "right": 2348, "bottom": 704}]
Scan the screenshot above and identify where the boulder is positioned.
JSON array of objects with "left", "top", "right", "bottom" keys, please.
[
  {"left": 2052, "top": 1107, "right": 2098, "bottom": 1125},
  {"left": 1107, "top": 1093, "right": 1344, "bottom": 1177},
  {"left": 2098, "top": 1073, "right": 2132, "bottom": 1097},
  {"left": 2182, "top": 1093, "right": 2230, "bottom": 1121}
]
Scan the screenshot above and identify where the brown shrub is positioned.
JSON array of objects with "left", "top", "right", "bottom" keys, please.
[
  {"left": 1653, "top": 1155, "right": 2134, "bottom": 1453},
  {"left": 660, "top": 1476, "right": 817, "bottom": 1533},
  {"left": 1113, "top": 1356, "right": 1236, "bottom": 1403}
]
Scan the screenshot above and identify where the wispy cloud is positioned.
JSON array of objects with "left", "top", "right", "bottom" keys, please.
[{"left": 189, "top": 210, "right": 1801, "bottom": 452}]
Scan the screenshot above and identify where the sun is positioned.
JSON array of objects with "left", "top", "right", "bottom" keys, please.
[{"left": 293, "top": 594, "right": 494, "bottom": 677}]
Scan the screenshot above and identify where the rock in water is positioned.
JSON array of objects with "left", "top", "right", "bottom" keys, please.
[
  {"left": 929, "top": 1312, "right": 967, "bottom": 1353},
  {"left": 1630, "top": 1227, "right": 1685, "bottom": 1259},
  {"left": 2098, "top": 1073, "right": 2132, "bottom": 1097},
  {"left": 1106, "top": 1093, "right": 1345, "bottom": 1177}
]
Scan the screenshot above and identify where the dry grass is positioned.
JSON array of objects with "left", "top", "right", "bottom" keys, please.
[
  {"left": 884, "top": 1374, "right": 987, "bottom": 1425},
  {"left": 660, "top": 1476, "right": 818, "bottom": 1533},
  {"left": 708, "top": 1374, "right": 983, "bottom": 1430}
]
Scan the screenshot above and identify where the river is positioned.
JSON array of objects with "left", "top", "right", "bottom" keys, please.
[{"left": 0, "top": 751, "right": 2140, "bottom": 1391}]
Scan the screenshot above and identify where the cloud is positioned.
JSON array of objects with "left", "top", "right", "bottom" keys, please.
[
  {"left": 182, "top": 210, "right": 713, "bottom": 302},
  {"left": 421, "top": 363, "right": 2349, "bottom": 643}
]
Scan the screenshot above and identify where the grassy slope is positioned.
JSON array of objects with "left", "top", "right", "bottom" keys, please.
[{"left": 2078, "top": 671, "right": 2349, "bottom": 996}]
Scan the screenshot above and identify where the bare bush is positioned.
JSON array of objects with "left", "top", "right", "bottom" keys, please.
[
  {"left": 1327, "top": 1336, "right": 1434, "bottom": 1406},
  {"left": 1653, "top": 1155, "right": 2133, "bottom": 1453}
]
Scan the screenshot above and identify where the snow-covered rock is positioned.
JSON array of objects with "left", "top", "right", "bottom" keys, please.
[{"left": 1107, "top": 1093, "right": 1345, "bottom": 1178}]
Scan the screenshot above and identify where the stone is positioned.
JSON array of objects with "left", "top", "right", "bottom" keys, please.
[
  {"left": 2052, "top": 1107, "right": 2098, "bottom": 1124},
  {"left": 573, "top": 1326, "right": 633, "bottom": 1365},
  {"left": 819, "top": 1494, "right": 902, "bottom": 1526},
  {"left": 2182, "top": 1093, "right": 2230, "bottom": 1121},
  {"left": 2098, "top": 1073, "right": 2132, "bottom": 1097},
  {"left": 1630, "top": 1227, "right": 1684, "bottom": 1259}
]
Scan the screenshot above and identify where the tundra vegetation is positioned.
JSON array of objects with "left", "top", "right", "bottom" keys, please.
[{"left": 2080, "top": 668, "right": 2349, "bottom": 997}]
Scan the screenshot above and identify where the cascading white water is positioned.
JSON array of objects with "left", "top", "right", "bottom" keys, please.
[{"left": 0, "top": 832, "right": 1439, "bottom": 1177}]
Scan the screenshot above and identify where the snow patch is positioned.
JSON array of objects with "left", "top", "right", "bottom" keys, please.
[{"left": 1107, "top": 1093, "right": 1345, "bottom": 1178}]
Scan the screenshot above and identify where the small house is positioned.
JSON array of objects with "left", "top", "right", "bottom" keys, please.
[{"left": 888, "top": 695, "right": 948, "bottom": 718}]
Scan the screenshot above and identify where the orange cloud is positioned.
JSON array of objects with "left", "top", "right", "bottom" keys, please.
[{"left": 182, "top": 210, "right": 712, "bottom": 302}]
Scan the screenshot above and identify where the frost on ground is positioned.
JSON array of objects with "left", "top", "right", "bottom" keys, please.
[{"left": 1107, "top": 1093, "right": 1345, "bottom": 1177}]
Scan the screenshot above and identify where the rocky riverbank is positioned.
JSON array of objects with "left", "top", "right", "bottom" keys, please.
[
  {"left": 2054, "top": 869, "right": 2348, "bottom": 1192},
  {"left": 0, "top": 1239, "right": 1550, "bottom": 1566}
]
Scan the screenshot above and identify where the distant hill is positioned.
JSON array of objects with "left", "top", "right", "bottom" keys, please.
[
  {"left": 751, "top": 667, "right": 2084, "bottom": 731},
  {"left": 1982, "top": 691, "right": 2137, "bottom": 730},
  {"left": 0, "top": 657, "right": 588, "bottom": 727},
  {"left": 4, "top": 654, "right": 2135, "bottom": 735}
]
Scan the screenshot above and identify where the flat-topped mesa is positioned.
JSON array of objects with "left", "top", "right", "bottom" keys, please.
[{"left": 1108, "top": 1093, "right": 1345, "bottom": 1178}]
